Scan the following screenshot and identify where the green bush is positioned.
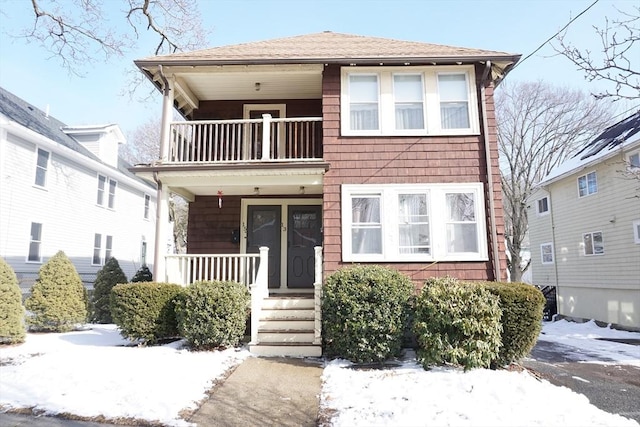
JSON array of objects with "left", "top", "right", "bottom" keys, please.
[
  {"left": 110, "top": 282, "right": 182, "bottom": 343},
  {"left": 413, "top": 277, "right": 502, "bottom": 371},
  {"left": 0, "top": 257, "right": 26, "bottom": 344},
  {"left": 476, "top": 281, "right": 545, "bottom": 367},
  {"left": 175, "top": 281, "right": 250, "bottom": 350},
  {"left": 25, "top": 251, "right": 88, "bottom": 332},
  {"left": 91, "top": 257, "right": 128, "bottom": 324},
  {"left": 322, "top": 265, "right": 414, "bottom": 363},
  {"left": 131, "top": 265, "right": 153, "bottom": 283}
]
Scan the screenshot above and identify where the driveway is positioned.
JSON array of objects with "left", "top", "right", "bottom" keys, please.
[{"left": 523, "top": 339, "right": 640, "bottom": 423}]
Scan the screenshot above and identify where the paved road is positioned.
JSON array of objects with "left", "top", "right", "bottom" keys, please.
[{"left": 523, "top": 339, "right": 640, "bottom": 423}]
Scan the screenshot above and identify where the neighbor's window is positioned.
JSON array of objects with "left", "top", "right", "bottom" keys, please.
[
  {"left": 141, "top": 239, "right": 147, "bottom": 266},
  {"left": 144, "top": 194, "right": 150, "bottom": 219},
  {"left": 629, "top": 152, "right": 640, "bottom": 169},
  {"left": 108, "top": 179, "right": 117, "bottom": 209},
  {"left": 438, "top": 73, "right": 470, "bottom": 129},
  {"left": 348, "top": 74, "right": 379, "bottom": 131},
  {"left": 540, "top": 243, "right": 554, "bottom": 264},
  {"left": 105, "top": 235, "right": 113, "bottom": 261},
  {"left": 342, "top": 183, "right": 486, "bottom": 262},
  {"left": 341, "top": 65, "right": 478, "bottom": 136},
  {"left": 34, "top": 148, "right": 50, "bottom": 187},
  {"left": 97, "top": 175, "right": 117, "bottom": 208},
  {"left": 536, "top": 196, "right": 550, "bottom": 215},
  {"left": 27, "top": 222, "right": 43, "bottom": 262},
  {"left": 93, "top": 233, "right": 102, "bottom": 265},
  {"left": 633, "top": 220, "right": 640, "bottom": 244},
  {"left": 583, "top": 231, "right": 604, "bottom": 256},
  {"left": 97, "top": 175, "right": 106, "bottom": 205},
  {"left": 578, "top": 171, "right": 597, "bottom": 197}
]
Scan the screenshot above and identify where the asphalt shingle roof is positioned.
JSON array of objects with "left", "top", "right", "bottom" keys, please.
[{"left": 136, "top": 31, "right": 519, "bottom": 64}]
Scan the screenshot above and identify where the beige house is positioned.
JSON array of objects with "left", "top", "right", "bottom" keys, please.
[{"left": 529, "top": 112, "right": 640, "bottom": 329}]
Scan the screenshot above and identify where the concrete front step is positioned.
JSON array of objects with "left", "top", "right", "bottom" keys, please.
[
  {"left": 258, "top": 319, "right": 315, "bottom": 329},
  {"left": 262, "top": 297, "right": 314, "bottom": 310},
  {"left": 258, "top": 331, "right": 316, "bottom": 343},
  {"left": 260, "top": 308, "right": 314, "bottom": 320},
  {"left": 249, "top": 343, "right": 322, "bottom": 357}
]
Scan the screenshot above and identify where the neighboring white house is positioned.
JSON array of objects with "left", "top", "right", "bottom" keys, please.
[
  {"left": 0, "top": 86, "right": 157, "bottom": 293},
  {"left": 529, "top": 111, "right": 640, "bottom": 330}
]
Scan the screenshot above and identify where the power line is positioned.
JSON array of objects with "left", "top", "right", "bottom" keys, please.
[{"left": 511, "top": 0, "right": 600, "bottom": 72}]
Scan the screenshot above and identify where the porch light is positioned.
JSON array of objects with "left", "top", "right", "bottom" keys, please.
[
  {"left": 299, "top": 186, "right": 305, "bottom": 194},
  {"left": 217, "top": 190, "right": 223, "bottom": 209},
  {"left": 255, "top": 82, "right": 261, "bottom": 91},
  {"left": 254, "top": 187, "right": 260, "bottom": 195}
]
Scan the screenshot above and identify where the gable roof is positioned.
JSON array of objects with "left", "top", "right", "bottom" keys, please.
[
  {"left": 0, "top": 86, "right": 153, "bottom": 188},
  {"left": 538, "top": 111, "right": 640, "bottom": 186},
  {"left": 136, "top": 31, "right": 520, "bottom": 66}
]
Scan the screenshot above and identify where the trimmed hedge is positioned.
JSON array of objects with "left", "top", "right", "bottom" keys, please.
[
  {"left": 131, "top": 265, "right": 153, "bottom": 283},
  {"left": 25, "top": 251, "right": 88, "bottom": 332},
  {"left": 0, "top": 257, "right": 25, "bottom": 344},
  {"left": 413, "top": 277, "right": 502, "bottom": 371},
  {"left": 322, "top": 265, "right": 414, "bottom": 363},
  {"left": 475, "top": 281, "right": 545, "bottom": 367},
  {"left": 110, "top": 282, "right": 182, "bottom": 343},
  {"left": 91, "top": 257, "right": 128, "bottom": 324},
  {"left": 175, "top": 281, "right": 250, "bottom": 350}
]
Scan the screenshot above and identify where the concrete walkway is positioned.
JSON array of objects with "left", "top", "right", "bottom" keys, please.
[{"left": 188, "top": 356, "right": 324, "bottom": 427}]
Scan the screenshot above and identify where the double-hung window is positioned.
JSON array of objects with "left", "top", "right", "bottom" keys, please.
[
  {"left": 342, "top": 65, "right": 478, "bottom": 136},
  {"left": 578, "top": 172, "right": 597, "bottom": 197},
  {"left": 93, "top": 233, "right": 113, "bottom": 265},
  {"left": 97, "top": 175, "right": 117, "bottom": 208},
  {"left": 342, "top": 183, "right": 487, "bottom": 262},
  {"left": 144, "top": 194, "right": 151, "bottom": 219},
  {"left": 583, "top": 231, "right": 604, "bottom": 256},
  {"left": 536, "top": 196, "right": 550, "bottom": 215},
  {"left": 629, "top": 152, "right": 640, "bottom": 169},
  {"left": 34, "top": 148, "right": 50, "bottom": 187},
  {"left": 540, "top": 243, "right": 554, "bottom": 264},
  {"left": 28, "top": 222, "right": 43, "bottom": 262}
]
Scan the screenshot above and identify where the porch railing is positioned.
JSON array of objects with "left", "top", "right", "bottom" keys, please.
[
  {"left": 168, "top": 115, "right": 322, "bottom": 163},
  {"left": 165, "top": 253, "right": 261, "bottom": 287}
]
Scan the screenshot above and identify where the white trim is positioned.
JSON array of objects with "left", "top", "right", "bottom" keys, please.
[
  {"left": 540, "top": 242, "right": 554, "bottom": 265},
  {"left": 240, "top": 198, "right": 322, "bottom": 290},
  {"left": 341, "top": 183, "right": 488, "bottom": 262},
  {"left": 536, "top": 196, "right": 550, "bottom": 216},
  {"left": 340, "top": 65, "right": 480, "bottom": 137}
]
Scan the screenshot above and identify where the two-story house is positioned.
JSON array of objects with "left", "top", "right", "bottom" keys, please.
[
  {"left": 0, "top": 87, "right": 157, "bottom": 293},
  {"left": 131, "top": 32, "right": 520, "bottom": 355},
  {"left": 529, "top": 111, "right": 640, "bottom": 330}
]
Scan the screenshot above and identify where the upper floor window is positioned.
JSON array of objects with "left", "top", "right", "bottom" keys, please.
[
  {"left": 629, "top": 152, "right": 640, "bottom": 169},
  {"left": 34, "top": 148, "right": 50, "bottom": 187},
  {"left": 342, "top": 183, "right": 487, "bottom": 262},
  {"left": 540, "top": 243, "right": 554, "bottom": 264},
  {"left": 578, "top": 171, "right": 597, "bottom": 197},
  {"left": 536, "top": 196, "right": 550, "bottom": 215},
  {"left": 583, "top": 231, "right": 604, "bottom": 256},
  {"left": 97, "top": 175, "right": 117, "bottom": 209},
  {"left": 93, "top": 233, "right": 113, "bottom": 265},
  {"left": 144, "top": 194, "right": 151, "bottom": 219},
  {"left": 341, "top": 65, "right": 479, "bottom": 136},
  {"left": 633, "top": 220, "right": 640, "bottom": 244},
  {"left": 27, "top": 222, "right": 43, "bottom": 262}
]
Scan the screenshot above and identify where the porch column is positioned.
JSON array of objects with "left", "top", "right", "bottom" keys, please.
[
  {"left": 152, "top": 179, "right": 170, "bottom": 281},
  {"left": 261, "top": 114, "right": 272, "bottom": 160},
  {"left": 158, "top": 70, "right": 174, "bottom": 163}
]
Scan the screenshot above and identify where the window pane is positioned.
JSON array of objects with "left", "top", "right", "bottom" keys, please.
[
  {"left": 592, "top": 232, "right": 604, "bottom": 254},
  {"left": 395, "top": 104, "right": 424, "bottom": 130},
  {"left": 352, "top": 227, "right": 382, "bottom": 254},
  {"left": 31, "top": 222, "right": 42, "bottom": 240},
  {"left": 541, "top": 244, "right": 553, "bottom": 263},
  {"left": 350, "top": 104, "right": 379, "bottom": 130},
  {"left": 93, "top": 233, "right": 102, "bottom": 265},
  {"left": 351, "top": 196, "right": 382, "bottom": 254},
  {"left": 630, "top": 153, "right": 640, "bottom": 168},
  {"left": 352, "top": 197, "right": 380, "bottom": 223},
  {"left": 587, "top": 172, "right": 597, "bottom": 193},
  {"left": 350, "top": 75, "right": 379, "bottom": 131},
  {"left": 97, "top": 175, "right": 106, "bottom": 205},
  {"left": 438, "top": 74, "right": 468, "bottom": 101},
  {"left": 394, "top": 75, "right": 423, "bottom": 102},
  {"left": 28, "top": 222, "right": 42, "bottom": 262},
  {"left": 446, "top": 223, "right": 478, "bottom": 252},
  {"left": 441, "top": 102, "right": 470, "bottom": 129},
  {"left": 35, "top": 149, "right": 49, "bottom": 187},
  {"left": 350, "top": 75, "right": 378, "bottom": 102},
  {"left": 439, "top": 74, "right": 469, "bottom": 129},
  {"left": 105, "top": 235, "right": 113, "bottom": 261},
  {"left": 398, "top": 194, "right": 430, "bottom": 254},
  {"left": 446, "top": 193, "right": 475, "bottom": 221},
  {"left": 144, "top": 195, "right": 150, "bottom": 219},
  {"left": 108, "top": 179, "right": 117, "bottom": 209}
]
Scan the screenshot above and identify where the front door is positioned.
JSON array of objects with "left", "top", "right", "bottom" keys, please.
[
  {"left": 287, "top": 205, "right": 322, "bottom": 288},
  {"left": 247, "top": 205, "right": 281, "bottom": 288}
]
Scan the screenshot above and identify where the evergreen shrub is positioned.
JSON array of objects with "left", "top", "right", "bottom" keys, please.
[
  {"left": 322, "top": 265, "right": 414, "bottom": 363},
  {"left": 91, "top": 257, "right": 128, "bottom": 324},
  {"left": 476, "top": 281, "right": 545, "bottom": 367},
  {"left": 0, "top": 257, "right": 26, "bottom": 343},
  {"left": 110, "top": 282, "right": 182, "bottom": 343},
  {"left": 175, "top": 280, "right": 250, "bottom": 350},
  {"left": 25, "top": 251, "right": 88, "bottom": 332},
  {"left": 131, "top": 265, "right": 153, "bottom": 283},
  {"left": 413, "top": 276, "right": 502, "bottom": 371}
]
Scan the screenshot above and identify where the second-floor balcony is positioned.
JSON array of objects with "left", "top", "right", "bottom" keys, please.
[{"left": 169, "top": 115, "right": 323, "bottom": 164}]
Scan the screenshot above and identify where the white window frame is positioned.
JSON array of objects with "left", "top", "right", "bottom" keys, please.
[
  {"left": 34, "top": 147, "right": 50, "bottom": 188},
  {"left": 144, "top": 194, "right": 151, "bottom": 220},
  {"left": 540, "top": 242, "right": 554, "bottom": 264},
  {"left": 536, "top": 196, "right": 550, "bottom": 216},
  {"left": 27, "top": 222, "right": 43, "bottom": 263},
  {"left": 582, "top": 231, "right": 604, "bottom": 256},
  {"left": 341, "top": 183, "right": 487, "bottom": 262},
  {"left": 633, "top": 220, "right": 640, "bottom": 244},
  {"left": 97, "top": 175, "right": 117, "bottom": 209},
  {"left": 341, "top": 65, "right": 479, "bottom": 137},
  {"left": 577, "top": 171, "right": 598, "bottom": 197},
  {"left": 92, "top": 233, "right": 113, "bottom": 265},
  {"left": 628, "top": 152, "right": 640, "bottom": 170}
]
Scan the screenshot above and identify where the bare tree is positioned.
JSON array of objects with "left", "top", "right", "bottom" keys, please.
[
  {"left": 15, "top": 0, "right": 208, "bottom": 75},
  {"left": 121, "top": 117, "right": 188, "bottom": 253},
  {"left": 496, "top": 81, "right": 614, "bottom": 282},
  {"left": 555, "top": 5, "right": 639, "bottom": 101}
]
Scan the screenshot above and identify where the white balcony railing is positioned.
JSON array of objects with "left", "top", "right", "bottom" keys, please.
[
  {"left": 165, "top": 253, "right": 261, "bottom": 287},
  {"left": 169, "top": 115, "right": 322, "bottom": 163}
]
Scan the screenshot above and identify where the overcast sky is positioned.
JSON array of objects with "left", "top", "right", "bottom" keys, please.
[{"left": 0, "top": 0, "right": 638, "bottom": 138}]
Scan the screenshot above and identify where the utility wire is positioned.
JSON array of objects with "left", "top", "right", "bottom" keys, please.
[{"left": 511, "top": 0, "right": 600, "bottom": 72}]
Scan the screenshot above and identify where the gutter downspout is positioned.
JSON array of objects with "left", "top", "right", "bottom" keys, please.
[
  {"left": 545, "top": 186, "right": 560, "bottom": 316},
  {"left": 481, "top": 61, "right": 502, "bottom": 281}
]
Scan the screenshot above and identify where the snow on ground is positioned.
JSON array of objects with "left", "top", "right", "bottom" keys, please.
[{"left": 0, "top": 320, "right": 638, "bottom": 427}]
